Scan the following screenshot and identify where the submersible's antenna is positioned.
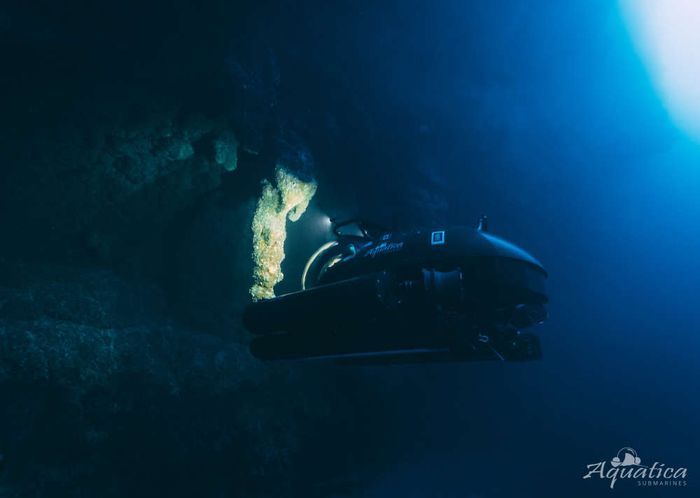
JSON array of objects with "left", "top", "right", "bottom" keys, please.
[{"left": 477, "top": 215, "right": 489, "bottom": 232}]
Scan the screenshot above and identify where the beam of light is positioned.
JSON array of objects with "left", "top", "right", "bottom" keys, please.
[
  {"left": 308, "top": 212, "right": 333, "bottom": 234},
  {"left": 621, "top": 0, "right": 700, "bottom": 141}
]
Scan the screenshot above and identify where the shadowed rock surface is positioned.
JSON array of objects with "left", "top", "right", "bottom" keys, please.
[
  {"left": 0, "top": 2, "right": 420, "bottom": 496},
  {"left": 0, "top": 264, "right": 398, "bottom": 497}
]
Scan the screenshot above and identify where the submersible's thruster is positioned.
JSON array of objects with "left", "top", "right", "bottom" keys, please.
[{"left": 243, "top": 218, "right": 548, "bottom": 365}]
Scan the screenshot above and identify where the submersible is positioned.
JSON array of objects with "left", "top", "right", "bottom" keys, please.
[{"left": 243, "top": 218, "right": 548, "bottom": 365}]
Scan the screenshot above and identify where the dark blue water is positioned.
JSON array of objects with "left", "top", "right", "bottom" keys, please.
[{"left": 309, "top": 1, "right": 700, "bottom": 496}]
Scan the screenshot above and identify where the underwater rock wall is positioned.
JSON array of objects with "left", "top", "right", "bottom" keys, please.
[
  {"left": 0, "top": 89, "right": 239, "bottom": 268},
  {"left": 0, "top": 263, "right": 393, "bottom": 497},
  {"left": 0, "top": 1, "right": 451, "bottom": 495},
  {"left": 0, "top": 89, "right": 358, "bottom": 497},
  {"left": 0, "top": 45, "right": 326, "bottom": 498},
  {"left": 0, "top": 11, "right": 397, "bottom": 497}
]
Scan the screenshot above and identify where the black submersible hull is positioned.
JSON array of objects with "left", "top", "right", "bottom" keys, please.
[{"left": 244, "top": 224, "right": 548, "bottom": 365}]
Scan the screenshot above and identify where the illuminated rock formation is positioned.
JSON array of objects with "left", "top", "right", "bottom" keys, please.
[{"left": 250, "top": 166, "right": 317, "bottom": 300}]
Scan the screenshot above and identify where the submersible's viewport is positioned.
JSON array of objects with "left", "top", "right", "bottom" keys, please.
[{"left": 243, "top": 219, "right": 548, "bottom": 365}]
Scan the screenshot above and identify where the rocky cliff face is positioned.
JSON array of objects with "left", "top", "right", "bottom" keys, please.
[
  {"left": 0, "top": 262, "right": 401, "bottom": 497},
  {"left": 0, "top": 1, "right": 449, "bottom": 496},
  {"left": 0, "top": 81, "right": 367, "bottom": 498}
]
